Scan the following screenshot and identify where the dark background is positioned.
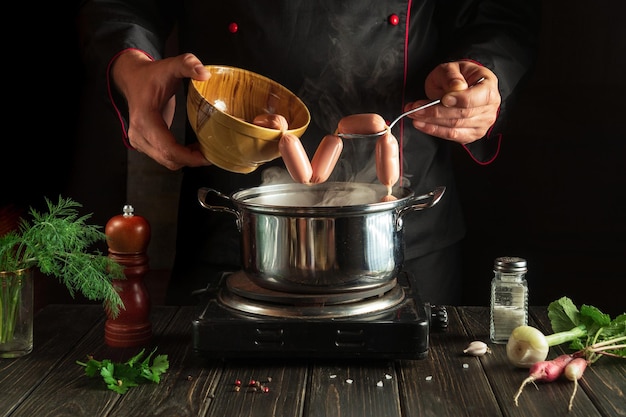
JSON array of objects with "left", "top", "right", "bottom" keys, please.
[
  {"left": 3, "top": 2, "right": 624, "bottom": 316},
  {"left": 454, "top": 2, "right": 625, "bottom": 316}
]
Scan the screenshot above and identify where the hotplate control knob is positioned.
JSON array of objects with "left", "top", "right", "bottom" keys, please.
[{"left": 429, "top": 304, "right": 449, "bottom": 332}]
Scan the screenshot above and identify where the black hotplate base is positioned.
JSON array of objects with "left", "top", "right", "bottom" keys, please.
[{"left": 192, "top": 271, "right": 435, "bottom": 360}]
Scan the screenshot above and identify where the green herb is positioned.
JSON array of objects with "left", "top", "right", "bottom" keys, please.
[
  {"left": 0, "top": 196, "right": 124, "bottom": 318},
  {"left": 548, "top": 296, "right": 626, "bottom": 363},
  {"left": 76, "top": 348, "right": 169, "bottom": 394}
]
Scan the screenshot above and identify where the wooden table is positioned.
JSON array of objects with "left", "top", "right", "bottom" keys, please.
[{"left": 1, "top": 305, "right": 624, "bottom": 417}]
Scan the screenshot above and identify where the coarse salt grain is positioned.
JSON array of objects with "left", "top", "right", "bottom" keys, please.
[
  {"left": 462, "top": 363, "right": 469, "bottom": 369},
  {"left": 425, "top": 376, "right": 433, "bottom": 381},
  {"left": 385, "top": 374, "right": 392, "bottom": 380},
  {"left": 346, "top": 379, "right": 354, "bottom": 384},
  {"left": 377, "top": 381, "right": 384, "bottom": 387}
]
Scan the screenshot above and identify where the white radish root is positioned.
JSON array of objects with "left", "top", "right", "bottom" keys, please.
[{"left": 564, "top": 357, "right": 588, "bottom": 411}]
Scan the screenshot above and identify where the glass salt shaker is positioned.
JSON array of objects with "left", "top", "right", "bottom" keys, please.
[{"left": 490, "top": 256, "right": 528, "bottom": 344}]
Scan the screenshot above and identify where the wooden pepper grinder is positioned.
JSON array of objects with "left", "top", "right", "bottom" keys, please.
[{"left": 104, "top": 204, "right": 152, "bottom": 347}]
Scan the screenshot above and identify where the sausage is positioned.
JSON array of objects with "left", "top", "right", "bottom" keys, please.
[
  {"left": 337, "top": 113, "right": 387, "bottom": 135},
  {"left": 278, "top": 133, "right": 312, "bottom": 184},
  {"left": 375, "top": 132, "right": 400, "bottom": 193},
  {"left": 310, "top": 134, "right": 344, "bottom": 184},
  {"left": 380, "top": 194, "right": 398, "bottom": 202},
  {"left": 252, "top": 113, "right": 289, "bottom": 130}
]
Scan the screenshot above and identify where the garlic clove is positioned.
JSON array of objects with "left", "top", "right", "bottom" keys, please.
[{"left": 463, "top": 341, "right": 491, "bottom": 356}]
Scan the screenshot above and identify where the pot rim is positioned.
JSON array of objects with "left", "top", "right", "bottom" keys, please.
[{"left": 229, "top": 182, "right": 413, "bottom": 216}]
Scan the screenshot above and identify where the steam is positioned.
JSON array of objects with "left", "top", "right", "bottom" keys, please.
[
  {"left": 261, "top": 166, "right": 294, "bottom": 185},
  {"left": 261, "top": 167, "right": 385, "bottom": 207},
  {"left": 257, "top": 8, "right": 412, "bottom": 207}
]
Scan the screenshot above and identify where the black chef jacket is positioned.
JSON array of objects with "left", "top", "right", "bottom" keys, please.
[{"left": 77, "top": 0, "right": 540, "bottom": 303}]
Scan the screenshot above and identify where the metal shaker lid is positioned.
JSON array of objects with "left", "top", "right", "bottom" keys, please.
[{"left": 494, "top": 256, "right": 528, "bottom": 273}]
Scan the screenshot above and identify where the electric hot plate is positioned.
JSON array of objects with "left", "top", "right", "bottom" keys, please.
[{"left": 192, "top": 270, "right": 447, "bottom": 359}]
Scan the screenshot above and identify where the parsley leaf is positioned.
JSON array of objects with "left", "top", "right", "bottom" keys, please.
[{"left": 77, "top": 348, "right": 169, "bottom": 394}]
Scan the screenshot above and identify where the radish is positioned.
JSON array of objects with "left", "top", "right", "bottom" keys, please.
[
  {"left": 564, "top": 357, "right": 588, "bottom": 411},
  {"left": 513, "top": 353, "right": 574, "bottom": 406},
  {"left": 507, "top": 326, "right": 550, "bottom": 368},
  {"left": 506, "top": 325, "right": 587, "bottom": 368}
]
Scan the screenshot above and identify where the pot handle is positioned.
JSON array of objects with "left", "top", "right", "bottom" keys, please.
[
  {"left": 197, "top": 187, "right": 242, "bottom": 228},
  {"left": 397, "top": 186, "right": 446, "bottom": 219}
]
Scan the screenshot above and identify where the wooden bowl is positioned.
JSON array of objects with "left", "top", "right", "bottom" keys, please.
[{"left": 187, "top": 66, "right": 311, "bottom": 173}]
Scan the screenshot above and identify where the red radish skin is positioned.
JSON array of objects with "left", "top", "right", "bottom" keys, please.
[
  {"left": 564, "top": 357, "right": 588, "bottom": 411},
  {"left": 513, "top": 354, "right": 574, "bottom": 406}
]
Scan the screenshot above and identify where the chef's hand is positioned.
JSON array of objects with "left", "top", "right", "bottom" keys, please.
[
  {"left": 404, "top": 61, "right": 501, "bottom": 145},
  {"left": 111, "top": 50, "right": 212, "bottom": 170}
]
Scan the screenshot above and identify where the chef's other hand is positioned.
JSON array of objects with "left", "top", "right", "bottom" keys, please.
[
  {"left": 404, "top": 61, "right": 501, "bottom": 145},
  {"left": 111, "top": 50, "right": 212, "bottom": 170}
]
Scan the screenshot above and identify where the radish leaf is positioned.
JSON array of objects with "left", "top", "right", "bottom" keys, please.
[{"left": 547, "top": 297, "right": 626, "bottom": 362}]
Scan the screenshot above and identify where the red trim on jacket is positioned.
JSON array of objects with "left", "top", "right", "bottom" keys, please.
[
  {"left": 106, "top": 48, "right": 155, "bottom": 149},
  {"left": 399, "top": 0, "right": 413, "bottom": 183},
  {"left": 457, "top": 59, "right": 502, "bottom": 165},
  {"left": 398, "top": 37, "right": 502, "bottom": 169},
  {"left": 463, "top": 107, "right": 502, "bottom": 166}
]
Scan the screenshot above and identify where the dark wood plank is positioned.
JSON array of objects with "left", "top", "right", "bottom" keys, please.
[
  {"left": 112, "top": 307, "right": 308, "bottom": 417},
  {"left": 306, "top": 360, "right": 401, "bottom": 417},
  {"left": 459, "top": 306, "right": 603, "bottom": 417},
  {"left": 6, "top": 305, "right": 179, "bottom": 417},
  {"left": 200, "top": 359, "right": 309, "bottom": 417},
  {"left": 4, "top": 305, "right": 621, "bottom": 417},
  {"left": 397, "top": 307, "right": 503, "bottom": 417},
  {"left": 0, "top": 304, "right": 104, "bottom": 416},
  {"left": 107, "top": 306, "right": 224, "bottom": 417},
  {"left": 530, "top": 306, "right": 626, "bottom": 417}
]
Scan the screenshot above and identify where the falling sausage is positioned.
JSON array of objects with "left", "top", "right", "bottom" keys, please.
[
  {"left": 380, "top": 194, "right": 398, "bottom": 202},
  {"left": 279, "top": 133, "right": 312, "bottom": 184},
  {"left": 337, "top": 113, "right": 387, "bottom": 135},
  {"left": 252, "top": 113, "right": 289, "bottom": 130},
  {"left": 375, "top": 132, "right": 400, "bottom": 194},
  {"left": 310, "top": 134, "right": 344, "bottom": 184}
]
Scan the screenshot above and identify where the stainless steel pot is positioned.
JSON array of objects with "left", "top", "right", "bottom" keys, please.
[{"left": 198, "top": 182, "right": 445, "bottom": 294}]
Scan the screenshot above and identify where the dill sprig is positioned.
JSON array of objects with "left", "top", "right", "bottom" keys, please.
[{"left": 0, "top": 196, "right": 124, "bottom": 317}]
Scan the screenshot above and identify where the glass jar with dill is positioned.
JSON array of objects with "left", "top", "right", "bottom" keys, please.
[{"left": 0, "top": 196, "right": 125, "bottom": 357}]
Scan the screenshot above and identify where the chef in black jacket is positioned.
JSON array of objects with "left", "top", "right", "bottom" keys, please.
[{"left": 77, "top": 0, "right": 540, "bottom": 305}]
